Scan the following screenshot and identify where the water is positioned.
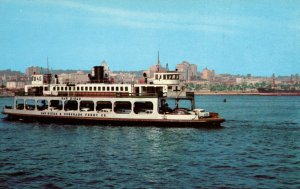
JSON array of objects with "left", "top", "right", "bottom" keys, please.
[{"left": 0, "top": 96, "right": 299, "bottom": 188}]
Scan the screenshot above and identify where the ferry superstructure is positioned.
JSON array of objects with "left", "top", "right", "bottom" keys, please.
[{"left": 3, "top": 66, "right": 225, "bottom": 127}]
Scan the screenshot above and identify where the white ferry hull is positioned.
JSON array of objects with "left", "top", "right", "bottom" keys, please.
[{"left": 3, "top": 112, "right": 224, "bottom": 128}]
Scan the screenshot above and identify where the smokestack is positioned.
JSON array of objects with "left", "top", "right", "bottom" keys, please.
[
  {"left": 90, "top": 66, "right": 104, "bottom": 83},
  {"left": 55, "top": 74, "right": 59, "bottom": 84}
]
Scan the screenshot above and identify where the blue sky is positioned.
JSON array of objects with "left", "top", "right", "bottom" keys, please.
[{"left": 0, "top": 0, "right": 299, "bottom": 76}]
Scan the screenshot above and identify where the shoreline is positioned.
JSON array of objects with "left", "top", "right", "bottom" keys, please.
[
  {"left": 194, "top": 92, "right": 300, "bottom": 96},
  {"left": 194, "top": 92, "right": 260, "bottom": 95}
]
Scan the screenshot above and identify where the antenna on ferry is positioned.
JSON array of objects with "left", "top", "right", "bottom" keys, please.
[
  {"left": 47, "top": 56, "right": 50, "bottom": 74},
  {"left": 156, "top": 51, "right": 160, "bottom": 72}
]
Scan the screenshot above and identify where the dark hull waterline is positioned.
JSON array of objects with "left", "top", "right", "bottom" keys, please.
[{"left": 257, "top": 88, "right": 300, "bottom": 96}]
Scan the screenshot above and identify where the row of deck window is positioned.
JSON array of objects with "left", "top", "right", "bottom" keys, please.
[
  {"left": 155, "top": 74, "right": 179, "bottom": 80},
  {"left": 52, "top": 85, "right": 129, "bottom": 92},
  {"left": 15, "top": 99, "right": 153, "bottom": 114}
]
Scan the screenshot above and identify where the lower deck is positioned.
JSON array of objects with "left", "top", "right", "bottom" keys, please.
[
  {"left": 3, "top": 95, "right": 225, "bottom": 128},
  {"left": 4, "top": 111, "right": 224, "bottom": 128}
]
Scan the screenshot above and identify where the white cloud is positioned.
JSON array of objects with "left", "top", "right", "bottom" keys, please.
[
  {"left": 44, "top": 0, "right": 243, "bottom": 34},
  {"left": 6, "top": 0, "right": 266, "bottom": 35}
]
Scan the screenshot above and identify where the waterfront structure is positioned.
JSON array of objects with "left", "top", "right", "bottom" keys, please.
[{"left": 3, "top": 63, "right": 224, "bottom": 128}]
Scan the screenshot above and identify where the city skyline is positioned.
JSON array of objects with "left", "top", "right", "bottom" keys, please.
[{"left": 1, "top": 0, "right": 299, "bottom": 76}]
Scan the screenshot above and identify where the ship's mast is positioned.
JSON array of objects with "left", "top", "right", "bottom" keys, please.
[
  {"left": 47, "top": 56, "right": 50, "bottom": 74},
  {"left": 156, "top": 51, "right": 160, "bottom": 72},
  {"left": 272, "top": 73, "right": 276, "bottom": 88}
]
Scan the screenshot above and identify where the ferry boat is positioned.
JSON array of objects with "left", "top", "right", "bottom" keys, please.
[{"left": 2, "top": 65, "right": 225, "bottom": 128}]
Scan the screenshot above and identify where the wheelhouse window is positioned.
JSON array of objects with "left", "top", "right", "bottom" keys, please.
[
  {"left": 96, "top": 101, "right": 112, "bottom": 111},
  {"left": 134, "top": 101, "right": 153, "bottom": 114},
  {"left": 16, "top": 99, "right": 24, "bottom": 110},
  {"left": 37, "top": 99, "right": 48, "bottom": 111},
  {"left": 25, "top": 99, "right": 35, "bottom": 111},
  {"left": 114, "top": 101, "right": 131, "bottom": 114},
  {"left": 50, "top": 100, "right": 63, "bottom": 110},
  {"left": 64, "top": 100, "right": 78, "bottom": 111},
  {"left": 80, "top": 101, "right": 94, "bottom": 111}
]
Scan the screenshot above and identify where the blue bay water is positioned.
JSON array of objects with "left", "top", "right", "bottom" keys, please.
[{"left": 0, "top": 96, "right": 299, "bottom": 188}]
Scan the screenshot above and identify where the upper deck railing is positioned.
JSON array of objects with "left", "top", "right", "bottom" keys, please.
[{"left": 14, "top": 91, "right": 165, "bottom": 98}]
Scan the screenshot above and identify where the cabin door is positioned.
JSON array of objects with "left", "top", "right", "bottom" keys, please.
[{"left": 135, "top": 87, "right": 140, "bottom": 96}]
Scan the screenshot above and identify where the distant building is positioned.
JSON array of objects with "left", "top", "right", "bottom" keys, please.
[
  {"left": 176, "top": 61, "right": 198, "bottom": 81},
  {"left": 58, "top": 71, "right": 89, "bottom": 84},
  {"left": 6, "top": 81, "right": 25, "bottom": 89},
  {"left": 236, "top": 77, "right": 265, "bottom": 85},
  {"left": 100, "top": 60, "right": 110, "bottom": 77},
  {"left": 111, "top": 72, "right": 138, "bottom": 84},
  {"left": 26, "top": 66, "right": 48, "bottom": 77},
  {"left": 202, "top": 68, "right": 215, "bottom": 81},
  {"left": 189, "top": 64, "right": 198, "bottom": 80}
]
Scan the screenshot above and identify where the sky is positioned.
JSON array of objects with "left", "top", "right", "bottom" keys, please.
[{"left": 0, "top": 0, "right": 299, "bottom": 76}]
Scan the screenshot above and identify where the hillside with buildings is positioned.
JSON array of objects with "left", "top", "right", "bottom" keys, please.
[{"left": 1, "top": 60, "right": 299, "bottom": 96}]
